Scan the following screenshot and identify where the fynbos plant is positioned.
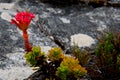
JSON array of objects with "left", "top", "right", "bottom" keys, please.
[
  {"left": 94, "top": 32, "right": 120, "bottom": 79},
  {"left": 25, "top": 46, "right": 46, "bottom": 67},
  {"left": 11, "top": 11, "right": 35, "bottom": 52},
  {"left": 11, "top": 11, "right": 120, "bottom": 80},
  {"left": 95, "top": 33, "right": 114, "bottom": 66},
  {"left": 25, "top": 47, "right": 87, "bottom": 80},
  {"left": 11, "top": 11, "right": 87, "bottom": 80},
  {"left": 71, "top": 45, "right": 91, "bottom": 66},
  {"left": 56, "top": 56, "right": 87, "bottom": 80},
  {"left": 95, "top": 32, "right": 120, "bottom": 67},
  {"left": 48, "top": 47, "right": 64, "bottom": 62}
]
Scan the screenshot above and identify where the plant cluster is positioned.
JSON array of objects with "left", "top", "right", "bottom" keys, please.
[
  {"left": 71, "top": 45, "right": 91, "bottom": 66},
  {"left": 11, "top": 11, "right": 35, "bottom": 52},
  {"left": 95, "top": 32, "right": 120, "bottom": 67},
  {"left": 11, "top": 11, "right": 86, "bottom": 80},
  {"left": 25, "top": 47, "right": 87, "bottom": 80},
  {"left": 48, "top": 47, "right": 64, "bottom": 62},
  {"left": 64, "top": 32, "right": 120, "bottom": 80},
  {"left": 11, "top": 11, "right": 120, "bottom": 80},
  {"left": 90, "top": 32, "right": 120, "bottom": 79},
  {"left": 25, "top": 46, "right": 46, "bottom": 67},
  {"left": 56, "top": 56, "right": 87, "bottom": 80}
]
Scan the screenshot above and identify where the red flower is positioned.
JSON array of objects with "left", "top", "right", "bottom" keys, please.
[
  {"left": 11, "top": 11, "right": 35, "bottom": 52},
  {"left": 11, "top": 11, "right": 35, "bottom": 31}
]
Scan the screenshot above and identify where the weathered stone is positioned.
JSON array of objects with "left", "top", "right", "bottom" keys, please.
[
  {"left": 0, "top": 0, "right": 11, "bottom": 3},
  {"left": 0, "top": 0, "right": 120, "bottom": 80}
]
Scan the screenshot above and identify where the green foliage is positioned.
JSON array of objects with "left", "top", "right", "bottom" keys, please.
[
  {"left": 95, "top": 32, "right": 120, "bottom": 67},
  {"left": 56, "top": 56, "right": 87, "bottom": 80},
  {"left": 24, "top": 46, "right": 87, "bottom": 79},
  {"left": 23, "top": 31, "right": 120, "bottom": 79},
  {"left": 25, "top": 46, "right": 46, "bottom": 66},
  {"left": 48, "top": 47, "right": 64, "bottom": 61},
  {"left": 104, "top": 33, "right": 114, "bottom": 53},
  {"left": 117, "top": 54, "right": 120, "bottom": 64},
  {"left": 85, "top": 31, "right": 120, "bottom": 79},
  {"left": 71, "top": 45, "right": 91, "bottom": 66},
  {"left": 95, "top": 33, "right": 113, "bottom": 66},
  {"left": 56, "top": 65, "right": 69, "bottom": 80}
]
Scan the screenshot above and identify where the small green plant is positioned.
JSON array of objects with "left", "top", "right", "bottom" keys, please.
[
  {"left": 56, "top": 56, "right": 87, "bottom": 80},
  {"left": 24, "top": 47, "right": 87, "bottom": 80},
  {"left": 25, "top": 46, "right": 46, "bottom": 67},
  {"left": 25, "top": 46, "right": 87, "bottom": 80},
  {"left": 95, "top": 33, "right": 114, "bottom": 66},
  {"left": 56, "top": 65, "right": 69, "bottom": 80},
  {"left": 93, "top": 32, "right": 120, "bottom": 79},
  {"left": 11, "top": 11, "right": 87, "bottom": 80},
  {"left": 71, "top": 45, "right": 91, "bottom": 66},
  {"left": 48, "top": 47, "right": 64, "bottom": 61},
  {"left": 95, "top": 32, "right": 120, "bottom": 67},
  {"left": 11, "top": 11, "right": 120, "bottom": 80}
]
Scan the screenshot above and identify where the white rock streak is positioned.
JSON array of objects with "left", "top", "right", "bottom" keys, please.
[
  {"left": 59, "top": 17, "right": 70, "bottom": 23},
  {"left": 71, "top": 33, "right": 95, "bottom": 47},
  {"left": 0, "top": 2, "right": 16, "bottom": 22},
  {"left": 1, "top": 12, "right": 12, "bottom": 22},
  {"left": 0, "top": 3, "right": 15, "bottom": 10},
  {"left": 0, "top": 67, "right": 35, "bottom": 80}
]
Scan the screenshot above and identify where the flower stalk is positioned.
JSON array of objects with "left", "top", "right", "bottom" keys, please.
[
  {"left": 11, "top": 11, "right": 35, "bottom": 52},
  {"left": 23, "top": 30, "right": 32, "bottom": 52}
]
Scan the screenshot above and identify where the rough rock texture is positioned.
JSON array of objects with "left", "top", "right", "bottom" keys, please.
[
  {"left": 0, "top": 0, "right": 11, "bottom": 3},
  {"left": 110, "top": 0, "right": 120, "bottom": 2},
  {"left": 0, "top": 0, "right": 120, "bottom": 80}
]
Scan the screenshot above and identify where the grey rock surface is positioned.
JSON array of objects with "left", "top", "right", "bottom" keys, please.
[
  {"left": 110, "top": 0, "right": 120, "bottom": 2},
  {"left": 0, "top": 0, "right": 11, "bottom": 3},
  {"left": 27, "top": 1, "right": 120, "bottom": 45},
  {"left": 0, "top": 0, "right": 120, "bottom": 80}
]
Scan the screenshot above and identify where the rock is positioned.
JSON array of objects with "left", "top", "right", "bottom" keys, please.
[
  {"left": 0, "top": 1, "right": 55, "bottom": 80},
  {"left": 0, "top": 52, "right": 35, "bottom": 80},
  {"left": 36, "top": 5, "right": 120, "bottom": 49},
  {"left": 70, "top": 33, "right": 95, "bottom": 47},
  {"left": 0, "top": 66, "right": 35, "bottom": 80},
  {"left": 40, "top": 0, "right": 79, "bottom": 6},
  {"left": 0, "top": 0, "right": 120, "bottom": 80},
  {"left": 0, "top": 3, "right": 15, "bottom": 10},
  {"left": 0, "top": 46, "right": 52, "bottom": 80},
  {"left": 59, "top": 17, "right": 71, "bottom": 23},
  {"left": 0, "top": 12, "right": 12, "bottom": 22},
  {"left": 109, "top": 0, "right": 120, "bottom": 3},
  {"left": 0, "top": 0, "right": 11, "bottom": 3}
]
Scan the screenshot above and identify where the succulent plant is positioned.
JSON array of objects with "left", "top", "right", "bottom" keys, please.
[
  {"left": 56, "top": 56, "right": 87, "bottom": 80},
  {"left": 25, "top": 46, "right": 46, "bottom": 67},
  {"left": 11, "top": 11, "right": 35, "bottom": 52},
  {"left": 48, "top": 47, "right": 64, "bottom": 61},
  {"left": 56, "top": 65, "right": 69, "bottom": 80}
]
